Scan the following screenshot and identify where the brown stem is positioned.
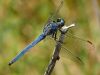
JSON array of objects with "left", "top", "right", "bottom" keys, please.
[{"left": 44, "top": 32, "right": 66, "bottom": 75}]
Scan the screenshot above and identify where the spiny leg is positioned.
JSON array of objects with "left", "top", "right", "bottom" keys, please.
[{"left": 54, "top": 31, "right": 57, "bottom": 40}]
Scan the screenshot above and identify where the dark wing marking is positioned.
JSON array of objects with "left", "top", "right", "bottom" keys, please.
[{"left": 61, "top": 45, "right": 84, "bottom": 65}]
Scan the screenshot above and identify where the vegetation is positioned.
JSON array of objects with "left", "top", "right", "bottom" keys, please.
[{"left": 0, "top": 0, "right": 100, "bottom": 75}]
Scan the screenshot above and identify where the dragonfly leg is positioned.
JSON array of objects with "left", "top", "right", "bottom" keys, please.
[
  {"left": 54, "top": 31, "right": 57, "bottom": 40},
  {"left": 51, "top": 32, "right": 57, "bottom": 40},
  {"left": 52, "top": 33, "right": 55, "bottom": 38},
  {"left": 52, "top": 30, "right": 58, "bottom": 41}
]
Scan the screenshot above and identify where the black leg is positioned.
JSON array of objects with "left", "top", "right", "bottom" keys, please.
[
  {"left": 52, "top": 33, "right": 55, "bottom": 38},
  {"left": 54, "top": 31, "right": 57, "bottom": 40}
]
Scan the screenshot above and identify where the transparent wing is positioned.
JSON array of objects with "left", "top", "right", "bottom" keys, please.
[
  {"left": 43, "top": 0, "right": 63, "bottom": 29},
  {"left": 61, "top": 45, "right": 84, "bottom": 65},
  {"left": 51, "top": 0, "right": 63, "bottom": 20},
  {"left": 60, "top": 27, "right": 94, "bottom": 64}
]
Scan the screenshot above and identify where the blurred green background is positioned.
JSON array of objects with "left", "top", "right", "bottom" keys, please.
[{"left": 0, "top": 0, "right": 100, "bottom": 75}]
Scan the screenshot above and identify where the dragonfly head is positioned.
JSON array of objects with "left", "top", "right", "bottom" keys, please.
[{"left": 57, "top": 18, "right": 65, "bottom": 28}]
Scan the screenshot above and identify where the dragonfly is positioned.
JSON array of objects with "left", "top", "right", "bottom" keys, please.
[{"left": 8, "top": 0, "right": 93, "bottom": 66}]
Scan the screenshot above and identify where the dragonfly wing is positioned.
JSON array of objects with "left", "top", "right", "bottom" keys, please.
[
  {"left": 61, "top": 46, "right": 84, "bottom": 65},
  {"left": 43, "top": 0, "right": 63, "bottom": 29},
  {"left": 8, "top": 34, "right": 46, "bottom": 66},
  {"left": 51, "top": 0, "right": 63, "bottom": 20},
  {"left": 60, "top": 28, "right": 94, "bottom": 64}
]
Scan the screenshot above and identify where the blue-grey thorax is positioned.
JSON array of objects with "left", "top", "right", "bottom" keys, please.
[{"left": 43, "top": 22, "right": 58, "bottom": 36}]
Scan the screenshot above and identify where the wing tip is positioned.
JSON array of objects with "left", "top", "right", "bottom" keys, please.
[{"left": 87, "top": 40, "right": 93, "bottom": 45}]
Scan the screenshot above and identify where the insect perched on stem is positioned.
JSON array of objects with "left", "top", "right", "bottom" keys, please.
[{"left": 8, "top": 0, "right": 93, "bottom": 66}]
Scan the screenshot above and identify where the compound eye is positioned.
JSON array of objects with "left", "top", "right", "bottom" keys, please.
[{"left": 57, "top": 18, "right": 61, "bottom": 22}]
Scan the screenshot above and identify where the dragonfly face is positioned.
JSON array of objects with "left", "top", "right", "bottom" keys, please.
[{"left": 57, "top": 18, "right": 65, "bottom": 28}]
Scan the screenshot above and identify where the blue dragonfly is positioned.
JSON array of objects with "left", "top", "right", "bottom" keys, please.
[
  {"left": 8, "top": 0, "right": 93, "bottom": 66},
  {"left": 8, "top": 0, "right": 65, "bottom": 66},
  {"left": 8, "top": 18, "right": 66, "bottom": 66}
]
